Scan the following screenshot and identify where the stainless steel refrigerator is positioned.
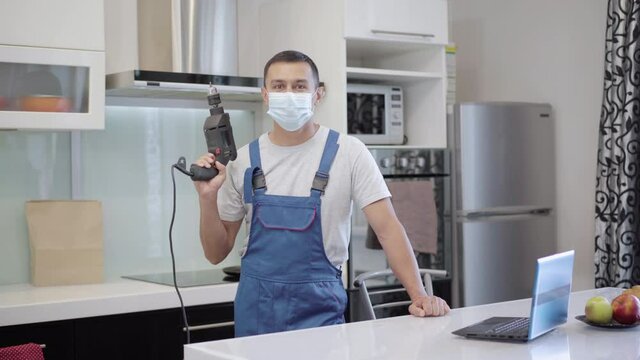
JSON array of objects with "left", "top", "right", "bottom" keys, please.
[{"left": 450, "top": 102, "right": 556, "bottom": 307}]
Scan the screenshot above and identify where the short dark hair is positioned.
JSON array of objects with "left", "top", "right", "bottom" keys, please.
[{"left": 263, "top": 50, "right": 320, "bottom": 87}]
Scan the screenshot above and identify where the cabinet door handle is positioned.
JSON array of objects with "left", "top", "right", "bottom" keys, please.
[
  {"left": 183, "top": 321, "right": 235, "bottom": 332},
  {"left": 371, "top": 29, "right": 435, "bottom": 38}
]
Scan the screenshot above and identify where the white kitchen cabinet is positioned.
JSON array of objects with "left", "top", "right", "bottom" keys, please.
[
  {"left": 344, "top": 0, "right": 448, "bottom": 147},
  {"left": 0, "top": 0, "right": 104, "bottom": 51},
  {"left": 345, "top": 0, "right": 448, "bottom": 45},
  {"left": 0, "top": 45, "right": 105, "bottom": 130},
  {"left": 0, "top": 0, "right": 105, "bottom": 130}
]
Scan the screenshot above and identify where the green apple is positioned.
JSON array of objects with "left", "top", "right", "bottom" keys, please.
[{"left": 585, "top": 296, "right": 613, "bottom": 324}]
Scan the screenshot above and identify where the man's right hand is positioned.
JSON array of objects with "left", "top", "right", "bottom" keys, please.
[{"left": 193, "top": 153, "right": 227, "bottom": 199}]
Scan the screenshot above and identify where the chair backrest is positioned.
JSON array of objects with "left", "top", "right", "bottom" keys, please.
[
  {"left": 0, "top": 343, "right": 45, "bottom": 360},
  {"left": 353, "top": 268, "right": 447, "bottom": 322}
]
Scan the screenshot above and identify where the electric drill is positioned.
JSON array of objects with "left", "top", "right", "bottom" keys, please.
[
  {"left": 169, "top": 86, "right": 238, "bottom": 344},
  {"left": 174, "top": 85, "right": 238, "bottom": 181}
]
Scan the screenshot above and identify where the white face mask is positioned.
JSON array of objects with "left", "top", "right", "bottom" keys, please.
[{"left": 267, "top": 92, "right": 314, "bottom": 132}]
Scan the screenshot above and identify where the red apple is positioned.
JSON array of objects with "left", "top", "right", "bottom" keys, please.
[{"left": 611, "top": 293, "right": 640, "bottom": 325}]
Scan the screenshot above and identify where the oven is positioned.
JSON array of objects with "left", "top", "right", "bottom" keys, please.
[{"left": 347, "top": 147, "right": 452, "bottom": 321}]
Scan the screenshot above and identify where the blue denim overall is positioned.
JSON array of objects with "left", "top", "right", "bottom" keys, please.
[{"left": 234, "top": 130, "right": 347, "bottom": 337}]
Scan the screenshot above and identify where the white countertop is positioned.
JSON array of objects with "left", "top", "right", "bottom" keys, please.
[
  {"left": 0, "top": 279, "right": 238, "bottom": 327},
  {"left": 184, "top": 288, "right": 639, "bottom": 360}
]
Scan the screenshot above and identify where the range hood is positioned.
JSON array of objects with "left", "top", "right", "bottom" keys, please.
[
  {"left": 106, "top": 0, "right": 263, "bottom": 102},
  {"left": 106, "top": 70, "right": 263, "bottom": 102}
]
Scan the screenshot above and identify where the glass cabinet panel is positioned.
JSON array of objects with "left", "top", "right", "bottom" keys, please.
[{"left": 0, "top": 62, "right": 89, "bottom": 113}]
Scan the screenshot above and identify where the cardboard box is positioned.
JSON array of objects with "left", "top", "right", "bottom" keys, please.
[{"left": 25, "top": 200, "right": 104, "bottom": 286}]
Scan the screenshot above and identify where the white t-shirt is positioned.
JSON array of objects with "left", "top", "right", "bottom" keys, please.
[{"left": 217, "top": 125, "right": 390, "bottom": 266}]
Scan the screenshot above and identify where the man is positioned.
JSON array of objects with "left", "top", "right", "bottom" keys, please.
[{"left": 194, "top": 50, "right": 449, "bottom": 337}]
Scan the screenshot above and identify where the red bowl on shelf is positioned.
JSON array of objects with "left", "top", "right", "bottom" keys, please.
[{"left": 19, "top": 95, "right": 72, "bottom": 112}]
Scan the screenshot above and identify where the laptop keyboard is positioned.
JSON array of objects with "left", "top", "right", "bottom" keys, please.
[{"left": 490, "top": 317, "right": 529, "bottom": 335}]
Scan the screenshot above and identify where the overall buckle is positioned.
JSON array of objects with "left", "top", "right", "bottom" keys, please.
[
  {"left": 311, "top": 171, "right": 329, "bottom": 194},
  {"left": 252, "top": 169, "right": 266, "bottom": 190}
]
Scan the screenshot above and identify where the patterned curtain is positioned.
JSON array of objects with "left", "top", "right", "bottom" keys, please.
[{"left": 595, "top": 0, "right": 640, "bottom": 288}]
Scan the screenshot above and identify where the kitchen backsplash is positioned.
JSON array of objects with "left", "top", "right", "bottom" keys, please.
[
  {"left": 0, "top": 106, "right": 255, "bottom": 285},
  {"left": 0, "top": 131, "right": 72, "bottom": 285}
]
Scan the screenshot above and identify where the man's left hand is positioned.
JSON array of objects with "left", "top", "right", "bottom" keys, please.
[{"left": 409, "top": 295, "right": 450, "bottom": 317}]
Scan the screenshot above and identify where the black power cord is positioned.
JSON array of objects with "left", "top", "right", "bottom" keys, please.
[
  {"left": 167, "top": 84, "right": 230, "bottom": 347},
  {"left": 170, "top": 163, "right": 191, "bottom": 344}
]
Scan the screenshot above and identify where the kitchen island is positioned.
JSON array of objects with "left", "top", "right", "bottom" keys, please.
[{"left": 184, "top": 288, "right": 639, "bottom": 360}]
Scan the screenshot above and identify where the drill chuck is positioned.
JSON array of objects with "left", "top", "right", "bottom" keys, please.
[{"left": 207, "top": 86, "right": 222, "bottom": 115}]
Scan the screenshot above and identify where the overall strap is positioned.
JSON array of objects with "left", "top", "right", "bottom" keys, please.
[
  {"left": 244, "top": 139, "right": 266, "bottom": 203},
  {"left": 249, "top": 139, "right": 262, "bottom": 168},
  {"left": 311, "top": 130, "right": 340, "bottom": 198}
]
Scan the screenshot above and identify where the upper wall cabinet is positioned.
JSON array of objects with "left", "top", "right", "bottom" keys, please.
[
  {"left": 0, "top": 0, "right": 105, "bottom": 130},
  {"left": 345, "top": 0, "right": 449, "bottom": 148},
  {"left": 345, "top": 0, "right": 448, "bottom": 44}
]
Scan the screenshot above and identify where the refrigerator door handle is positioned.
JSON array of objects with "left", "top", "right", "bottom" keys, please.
[{"left": 460, "top": 207, "right": 552, "bottom": 220}]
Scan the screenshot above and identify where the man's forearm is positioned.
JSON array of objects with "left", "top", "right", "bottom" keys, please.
[
  {"left": 199, "top": 195, "right": 231, "bottom": 264},
  {"left": 379, "top": 220, "right": 428, "bottom": 301},
  {"left": 363, "top": 198, "right": 448, "bottom": 317}
]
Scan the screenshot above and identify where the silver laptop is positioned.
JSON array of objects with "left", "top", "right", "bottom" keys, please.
[{"left": 452, "top": 250, "right": 575, "bottom": 342}]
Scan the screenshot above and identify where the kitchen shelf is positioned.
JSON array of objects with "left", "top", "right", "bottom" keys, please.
[
  {"left": 346, "top": 37, "right": 445, "bottom": 58},
  {"left": 347, "top": 66, "right": 443, "bottom": 83},
  {"left": 366, "top": 144, "right": 446, "bottom": 150}
]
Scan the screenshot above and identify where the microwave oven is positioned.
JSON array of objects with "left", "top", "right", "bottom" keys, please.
[{"left": 347, "top": 83, "right": 404, "bottom": 145}]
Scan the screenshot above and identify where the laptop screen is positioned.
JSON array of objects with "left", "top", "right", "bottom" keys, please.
[{"left": 528, "top": 250, "right": 575, "bottom": 339}]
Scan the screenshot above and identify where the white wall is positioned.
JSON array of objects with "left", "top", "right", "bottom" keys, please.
[
  {"left": 104, "top": 0, "right": 138, "bottom": 74},
  {"left": 237, "top": 0, "right": 273, "bottom": 77},
  {"left": 450, "top": 0, "right": 607, "bottom": 290}
]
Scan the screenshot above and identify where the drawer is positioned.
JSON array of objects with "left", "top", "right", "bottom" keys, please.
[{"left": 183, "top": 302, "right": 235, "bottom": 343}]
